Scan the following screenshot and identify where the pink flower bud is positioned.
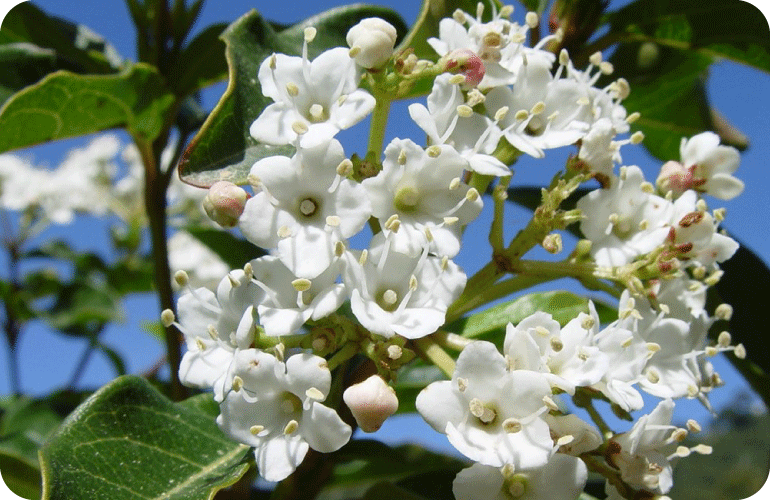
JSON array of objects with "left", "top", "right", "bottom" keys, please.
[
  {"left": 656, "top": 160, "right": 703, "bottom": 196},
  {"left": 202, "top": 181, "right": 248, "bottom": 228},
  {"left": 343, "top": 375, "right": 398, "bottom": 432},
  {"left": 445, "top": 49, "right": 485, "bottom": 87}
]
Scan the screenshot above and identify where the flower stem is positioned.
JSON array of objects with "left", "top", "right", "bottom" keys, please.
[
  {"left": 412, "top": 336, "right": 456, "bottom": 378},
  {"left": 366, "top": 94, "right": 391, "bottom": 161},
  {"left": 326, "top": 342, "right": 360, "bottom": 371}
]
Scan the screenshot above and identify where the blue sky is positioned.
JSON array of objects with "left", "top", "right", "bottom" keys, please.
[{"left": 1, "top": 0, "right": 769, "bottom": 453}]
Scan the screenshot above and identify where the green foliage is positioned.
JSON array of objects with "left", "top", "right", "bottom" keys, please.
[
  {"left": 185, "top": 227, "right": 266, "bottom": 270},
  {"left": 0, "top": 3, "right": 121, "bottom": 106},
  {"left": 0, "top": 397, "right": 63, "bottom": 499},
  {"left": 179, "top": 5, "right": 408, "bottom": 188},
  {"left": 39, "top": 376, "right": 251, "bottom": 500},
  {"left": 0, "top": 64, "right": 175, "bottom": 153}
]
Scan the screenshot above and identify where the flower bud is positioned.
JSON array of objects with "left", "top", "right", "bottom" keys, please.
[
  {"left": 202, "top": 181, "right": 248, "bottom": 227},
  {"left": 346, "top": 18, "right": 398, "bottom": 69},
  {"left": 444, "top": 49, "right": 485, "bottom": 87},
  {"left": 656, "top": 160, "right": 698, "bottom": 197},
  {"left": 343, "top": 375, "right": 398, "bottom": 432}
]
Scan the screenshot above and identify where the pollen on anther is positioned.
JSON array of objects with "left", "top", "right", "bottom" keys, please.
[
  {"left": 494, "top": 106, "right": 509, "bottom": 121},
  {"left": 292, "top": 121, "right": 308, "bottom": 135},
  {"left": 284, "top": 420, "right": 299, "bottom": 435},
  {"left": 161, "top": 309, "right": 175, "bottom": 327},
  {"left": 292, "top": 278, "right": 312, "bottom": 292},
  {"left": 286, "top": 82, "right": 299, "bottom": 96},
  {"left": 304, "top": 27, "right": 317, "bottom": 43},
  {"left": 326, "top": 215, "right": 341, "bottom": 227},
  {"left": 457, "top": 105, "right": 473, "bottom": 117},
  {"left": 174, "top": 270, "right": 189, "bottom": 287},
  {"left": 449, "top": 177, "right": 461, "bottom": 190},
  {"left": 503, "top": 417, "right": 522, "bottom": 433},
  {"left": 306, "top": 387, "right": 324, "bottom": 400},
  {"left": 232, "top": 376, "right": 244, "bottom": 392},
  {"left": 250, "top": 425, "right": 264, "bottom": 435},
  {"left": 278, "top": 225, "right": 292, "bottom": 238},
  {"left": 444, "top": 216, "right": 459, "bottom": 226}
]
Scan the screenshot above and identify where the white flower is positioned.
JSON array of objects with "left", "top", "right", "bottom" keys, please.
[
  {"left": 577, "top": 166, "right": 673, "bottom": 267},
  {"left": 251, "top": 255, "right": 346, "bottom": 337},
  {"left": 250, "top": 47, "right": 375, "bottom": 148},
  {"left": 544, "top": 414, "right": 603, "bottom": 456},
  {"left": 416, "top": 341, "right": 554, "bottom": 469},
  {"left": 342, "top": 374, "right": 398, "bottom": 432},
  {"left": 427, "top": 6, "right": 543, "bottom": 89},
  {"left": 408, "top": 74, "right": 510, "bottom": 176},
  {"left": 609, "top": 399, "right": 682, "bottom": 494},
  {"left": 175, "top": 270, "right": 260, "bottom": 398},
  {"left": 577, "top": 118, "right": 623, "bottom": 177},
  {"left": 591, "top": 318, "right": 649, "bottom": 412},
  {"left": 666, "top": 192, "right": 738, "bottom": 267},
  {"left": 453, "top": 455, "right": 588, "bottom": 500},
  {"left": 504, "top": 307, "right": 609, "bottom": 394},
  {"left": 485, "top": 57, "right": 592, "bottom": 158},
  {"left": 239, "top": 139, "right": 371, "bottom": 278},
  {"left": 362, "top": 138, "right": 481, "bottom": 258},
  {"left": 656, "top": 132, "right": 743, "bottom": 200},
  {"left": 346, "top": 18, "right": 397, "bottom": 69},
  {"left": 344, "top": 245, "right": 466, "bottom": 339},
  {"left": 217, "top": 350, "right": 352, "bottom": 482}
]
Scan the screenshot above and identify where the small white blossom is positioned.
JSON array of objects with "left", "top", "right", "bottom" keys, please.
[
  {"left": 217, "top": 350, "right": 352, "bottom": 482},
  {"left": 453, "top": 455, "right": 588, "bottom": 500},
  {"left": 656, "top": 132, "right": 743, "bottom": 200},
  {"left": 408, "top": 74, "right": 510, "bottom": 176},
  {"left": 250, "top": 47, "right": 375, "bottom": 148},
  {"left": 577, "top": 166, "right": 673, "bottom": 267},
  {"left": 362, "top": 138, "right": 481, "bottom": 258},
  {"left": 344, "top": 244, "right": 466, "bottom": 339},
  {"left": 416, "top": 341, "right": 554, "bottom": 469},
  {"left": 239, "top": 139, "right": 371, "bottom": 278}
]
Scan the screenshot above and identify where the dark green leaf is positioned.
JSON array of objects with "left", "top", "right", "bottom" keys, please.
[
  {"left": 362, "top": 482, "right": 430, "bottom": 500},
  {"left": 608, "top": 43, "right": 714, "bottom": 161},
  {"left": 0, "top": 397, "right": 63, "bottom": 499},
  {"left": 185, "top": 227, "right": 266, "bottom": 270},
  {"left": 0, "top": 63, "right": 175, "bottom": 153},
  {"left": 448, "top": 291, "right": 617, "bottom": 346},
  {"left": 169, "top": 23, "right": 229, "bottom": 97},
  {"left": 179, "top": 5, "right": 408, "bottom": 187},
  {"left": 319, "top": 440, "right": 465, "bottom": 500},
  {"left": 0, "top": 2, "right": 122, "bottom": 109},
  {"left": 39, "top": 376, "right": 251, "bottom": 500},
  {"left": 606, "top": 0, "right": 770, "bottom": 73},
  {"left": 96, "top": 343, "right": 128, "bottom": 376},
  {"left": 709, "top": 243, "right": 770, "bottom": 408}
]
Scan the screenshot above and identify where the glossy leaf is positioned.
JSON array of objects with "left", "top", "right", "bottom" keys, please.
[
  {"left": 179, "top": 5, "right": 408, "bottom": 187},
  {"left": 710, "top": 244, "right": 770, "bottom": 408},
  {"left": 449, "top": 291, "right": 617, "bottom": 347},
  {"left": 169, "top": 23, "right": 229, "bottom": 97},
  {"left": 608, "top": 43, "right": 714, "bottom": 161},
  {"left": 185, "top": 227, "right": 266, "bottom": 270},
  {"left": 319, "top": 440, "right": 465, "bottom": 500},
  {"left": 0, "top": 397, "right": 62, "bottom": 500},
  {"left": 0, "top": 3, "right": 122, "bottom": 107},
  {"left": 606, "top": 0, "right": 770, "bottom": 73},
  {"left": 0, "top": 64, "right": 175, "bottom": 153},
  {"left": 39, "top": 376, "right": 251, "bottom": 500}
]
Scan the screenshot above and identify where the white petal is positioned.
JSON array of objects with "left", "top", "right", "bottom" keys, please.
[
  {"left": 301, "top": 402, "right": 352, "bottom": 452},
  {"left": 255, "top": 435, "right": 309, "bottom": 482}
]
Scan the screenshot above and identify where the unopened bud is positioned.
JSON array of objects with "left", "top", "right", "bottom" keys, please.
[
  {"left": 542, "top": 233, "right": 563, "bottom": 254},
  {"left": 343, "top": 375, "right": 399, "bottom": 432},
  {"left": 203, "top": 181, "right": 248, "bottom": 228},
  {"left": 346, "top": 18, "right": 398, "bottom": 69},
  {"left": 445, "top": 49, "right": 485, "bottom": 87}
]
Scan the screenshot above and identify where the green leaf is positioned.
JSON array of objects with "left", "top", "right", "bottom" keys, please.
[
  {"left": 606, "top": 0, "right": 770, "bottom": 73},
  {"left": 0, "top": 63, "right": 175, "bottom": 153},
  {"left": 40, "top": 376, "right": 251, "bottom": 500},
  {"left": 448, "top": 291, "right": 617, "bottom": 347},
  {"left": 393, "top": 361, "right": 446, "bottom": 414},
  {"left": 608, "top": 43, "right": 714, "bottom": 161},
  {"left": 179, "top": 5, "right": 408, "bottom": 187},
  {"left": 319, "top": 440, "right": 465, "bottom": 500},
  {"left": 185, "top": 227, "right": 266, "bottom": 270},
  {"left": 0, "top": 397, "right": 63, "bottom": 500},
  {"left": 45, "top": 279, "right": 123, "bottom": 332},
  {"left": 169, "top": 23, "right": 229, "bottom": 97},
  {"left": 0, "top": 2, "right": 123, "bottom": 109},
  {"left": 709, "top": 243, "right": 770, "bottom": 408}
]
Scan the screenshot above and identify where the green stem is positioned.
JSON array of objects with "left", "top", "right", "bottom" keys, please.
[
  {"left": 412, "top": 336, "right": 456, "bottom": 378},
  {"left": 433, "top": 331, "right": 472, "bottom": 351},
  {"left": 136, "top": 136, "right": 186, "bottom": 401},
  {"left": 580, "top": 454, "right": 639, "bottom": 500},
  {"left": 326, "top": 342, "right": 360, "bottom": 371},
  {"left": 511, "top": 259, "right": 624, "bottom": 297},
  {"left": 447, "top": 274, "right": 554, "bottom": 322},
  {"left": 366, "top": 95, "right": 391, "bottom": 161}
]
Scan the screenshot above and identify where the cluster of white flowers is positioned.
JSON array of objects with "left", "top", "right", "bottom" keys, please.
[{"left": 160, "top": 2, "right": 745, "bottom": 495}]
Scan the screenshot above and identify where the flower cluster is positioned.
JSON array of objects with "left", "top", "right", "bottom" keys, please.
[{"left": 164, "top": 2, "right": 746, "bottom": 496}]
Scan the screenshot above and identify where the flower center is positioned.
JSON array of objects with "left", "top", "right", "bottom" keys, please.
[
  {"left": 299, "top": 197, "right": 319, "bottom": 217},
  {"left": 469, "top": 398, "right": 498, "bottom": 425},
  {"left": 376, "top": 288, "right": 400, "bottom": 312},
  {"left": 503, "top": 475, "right": 528, "bottom": 499},
  {"left": 307, "top": 103, "right": 328, "bottom": 123},
  {"left": 280, "top": 391, "right": 303, "bottom": 415},
  {"left": 525, "top": 116, "right": 545, "bottom": 136},
  {"left": 393, "top": 185, "right": 420, "bottom": 213}
]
